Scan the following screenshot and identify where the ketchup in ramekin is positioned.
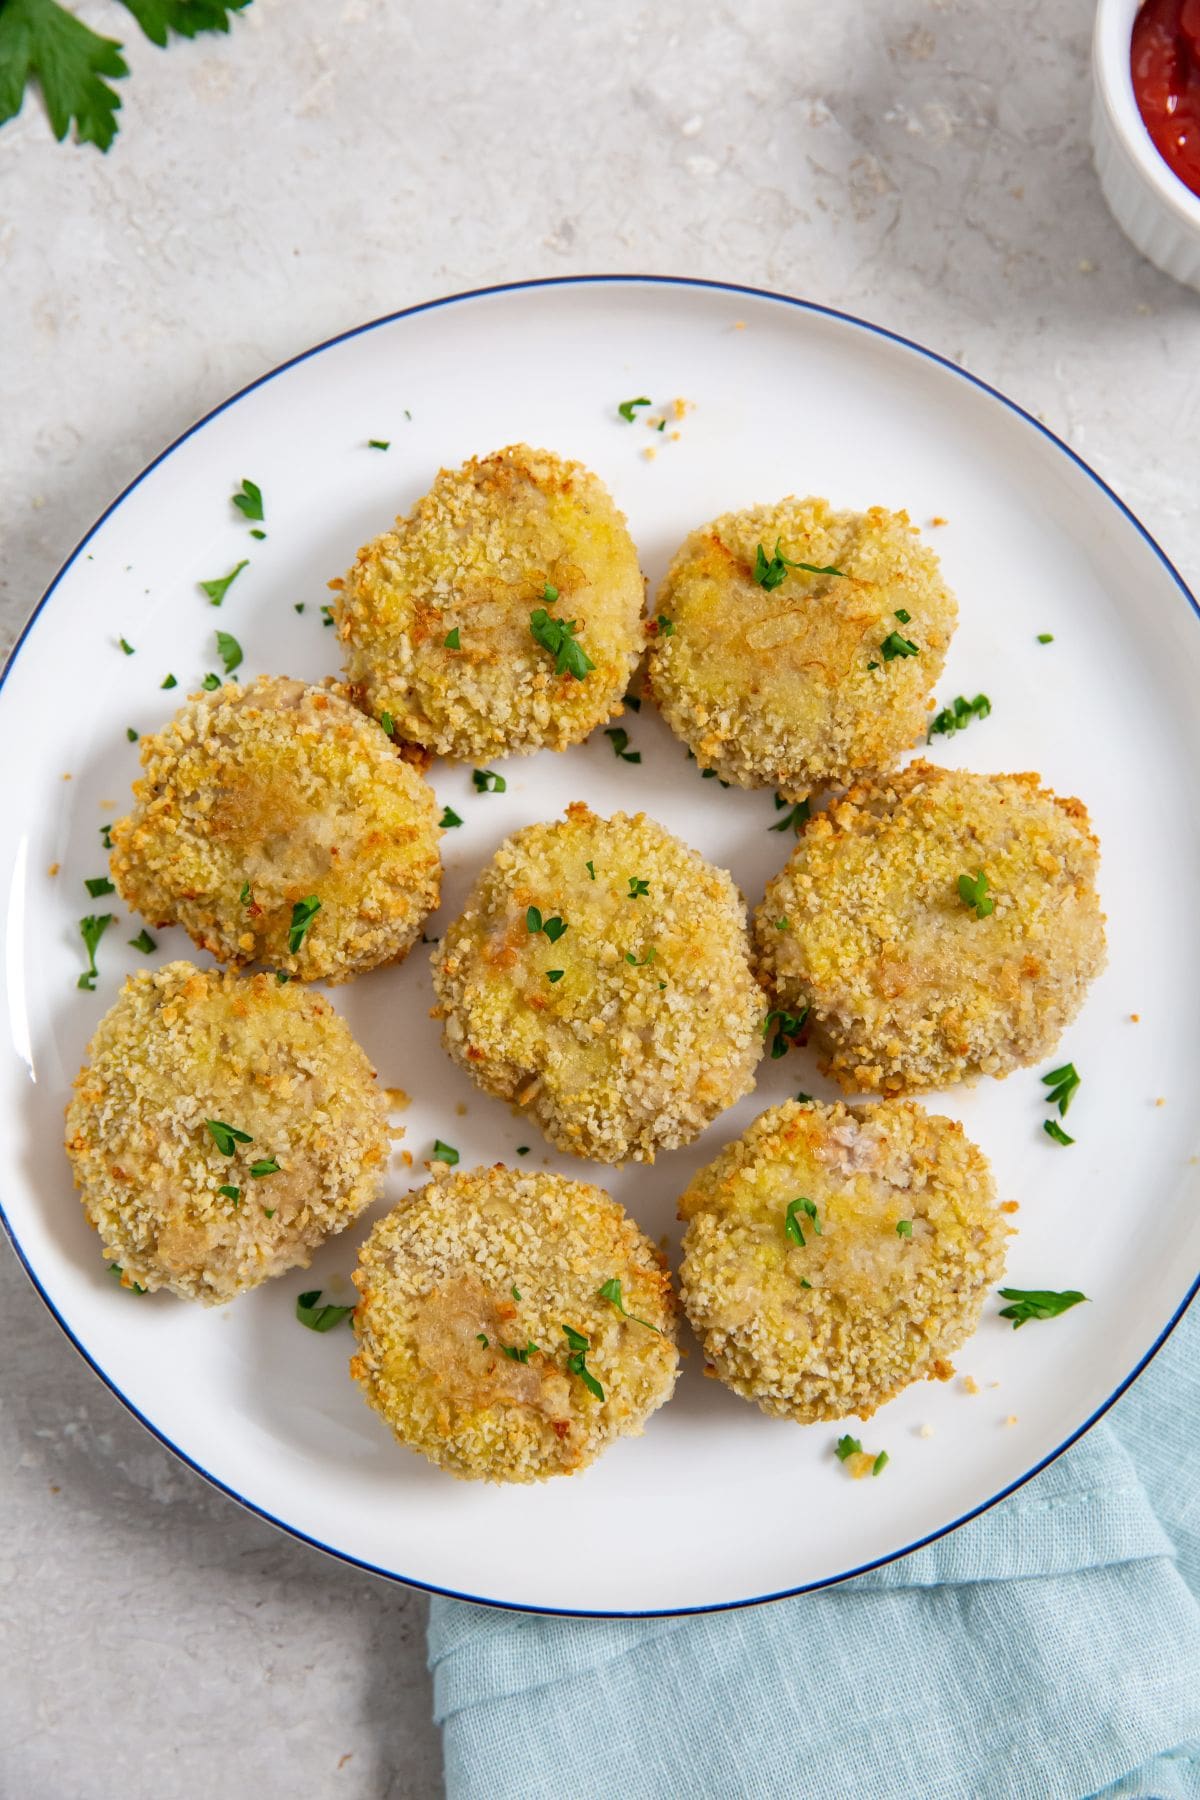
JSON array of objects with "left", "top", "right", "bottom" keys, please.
[{"left": 1132, "top": 0, "right": 1200, "bottom": 197}]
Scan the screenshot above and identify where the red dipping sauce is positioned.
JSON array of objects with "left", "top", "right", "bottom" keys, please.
[{"left": 1132, "top": 0, "right": 1200, "bottom": 197}]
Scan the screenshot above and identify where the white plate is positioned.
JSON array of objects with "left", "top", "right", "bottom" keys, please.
[{"left": 3, "top": 277, "right": 1199, "bottom": 1617}]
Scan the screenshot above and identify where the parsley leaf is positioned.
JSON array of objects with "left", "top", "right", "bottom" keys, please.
[
  {"left": 500, "top": 1339, "right": 539, "bottom": 1363},
  {"left": 763, "top": 1006, "right": 809, "bottom": 1058},
  {"left": 957, "top": 868, "right": 995, "bottom": 919},
  {"left": 100, "top": 823, "right": 113, "bottom": 849},
  {"left": 205, "top": 1119, "right": 252, "bottom": 1155},
  {"left": 287, "top": 894, "right": 321, "bottom": 953},
  {"left": 107, "top": 1262, "right": 146, "bottom": 1294},
  {"left": 1043, "top": 1119, "right": 1075, "bottom": 1146},
  {"left": 215, "top": 629, "right": 243, "bottom": 675},
  {"left": 161, "top": 672, "right": 177, "bottom": 689},
  {"left": 231, "top": 477, "right": 263, "bottom": 522},
  {"left": 625, "top": 946, "right": 656, "bottom": 966},
  {"left": 626, "top": 875, "right": 650, "bottom": 899},
  {"left": 928, "top": 693, "right": 991, "bottom": 741},
  {"left": 120, "top": 2, "right": 252, "bottom": 48},
  {"left": 296, "top": 1288, "right": 355, "bottom": 1332},
  {"left": 200, "top": 560, "right": 247, "bottom": 606},
  {"left": 896, "top": 1219, "right": 913, "bottom": 1238},
  {"left": 126, "top": 726, "right": 139, "bottom": 740},
  {"left": 201, "top": 673, "right": 221, "bottom": 690},
  {"left": 997, "top": 1287, "right": 1088, "bottom": 1328},
  {"left": 1041, "top": 1061, "right": 1080, "bottom": 1116},
  {"left": 563, "top": 1324, "right": 604, "bottom": 1401},
  {"left": 128, "top": 927, "right": 156, "bottom": 953},
  {"left": 547, "top": 968, "right": 565, "bottom": 983},
  {"left": 443, "top": 627, "right": 460, "bottom": 649},
  {"left": 618, "top": 396, "right": 651, "bottom": 422},
  {"left": 1037, "top": 633, "right": 1054, "bottom": 644},
  {"left": 835, "top": 1435, "right": 862, "bottom": 1461},
  {"left": 753, "top": 540, "right": 844, "bottom": 590},
  {"left": 784, "top": 1196, "right": 820, "bottom": 1246},
  {"left": 439, "top": 806, "right": 463, "bottom": 829},
  {"left": 604, "top": 726, "right": 641, "bottom": 763},
  {"left": 527, "top": 906, "right": 567, "bottom": 942},
  {"left": 770, "top": 795, "right": 810, "bottom": 834},
  {"left": 119, "top": 637, "right": 135, "bottom": 655},
  {"left": 77, "top": 912, "right": 114, "bottom": 990},
  {"left": 84, "top": 875, "right": 114, "bottom": 897},
  {"left": 218, "top": 1184, "right": 240, "bottom": 1202},
  {"left": 597, "top": 1276, "right": 662, "bottom": 1333},
  {"left": 656, "top": 615, "right": 675, "bottom": 636},
  {"left": 473, "top": 768, "right": 506, "bottom": 793},
  {"left": 249, "top": 1157, "right": 279, "bottom": 1178},
  {"left": 431, "top": 1139, "right": 459, "bottom": 1166},
  {"left": 529, "top": 607, "right": 594, "bottom": 680},
  {"left": 880, "top": 630, "right": 920, "bottom": 660},
  {"left": 0, "top": 0, "right": 128, "bottom": 152}
]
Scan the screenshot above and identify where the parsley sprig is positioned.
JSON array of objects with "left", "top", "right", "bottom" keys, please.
[
  {"left": 77, "top": 912, "right": 114, "bottom": 990},
  {"left": 200, "top": 560, "right": 248, "bottom": 606},
  {"left": 997, "top": 1287, "right": 1088, "bottom": 1328},
  {"left": 296, "top": 1289, "right": 355, "bottom": 1332},
  {"left": 770, "top": 795, "right": 810, "bottom": 834},
  {"left": 526, "top": 906, "right": 567, "bottom": 943},
  {"left": 530, "top": 608, "right": 594, "bottom": 679},
  {"left": 231, "top": 478, "right": 263, "bottom": 522}
]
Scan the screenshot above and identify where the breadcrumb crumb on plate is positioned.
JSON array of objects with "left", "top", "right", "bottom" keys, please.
[
  {"left": 64, "top": 962, "right": 390, "bottom": 1304},
  {"left": 678, "top": 1098, "right": 1009, "bottom": 1423},
  {"left": 754, "top": 761, "right": 1106, "bottom": 1094},
  {"left": 350, "top": 1164, "right": 679, "bottom": 1481}
]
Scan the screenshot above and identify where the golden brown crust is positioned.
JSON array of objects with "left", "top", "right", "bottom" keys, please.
[
  {"left": 336, "top": 445, "right": 645, "bottom": 761},
  {"left": 753, "top": 761, "right": 1106, "bottom": 1093},
  {"left": 430, "top": 804, "right": 765, "bottom": 1162},
  {"left": 646, "top": 497, "right": 957, "bottom": 799},
  {"left": 64, "top": 962, "right": 390, "bottom": 1304},
  {"left": 110, "top": 675, "right": 441, "bottom": 984},
  {"left": 679, "top": 1098, "right": 1008, "bottom": 1422},
  {"left": 350, "top": 1165, "right": 679, "bottom": 1481}
]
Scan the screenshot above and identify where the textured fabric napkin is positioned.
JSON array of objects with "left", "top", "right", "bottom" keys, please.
[{"left": 429, "top": 1303, "right": 1200, "bottom": 1800}]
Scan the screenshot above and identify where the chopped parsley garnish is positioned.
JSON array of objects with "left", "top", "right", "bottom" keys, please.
[
  {"left": 543, "top": 583, "right": 559, "bottom": 604},
  {"left": 623, "top": 691, "right": 641, "bottom": 712},
  {"left": 287, "top": 894, "right": 321, "bottom": 953},
  {"left": 585, "top": 860, "right": 596, "bottom": 880},
  {"left": 321, "top": 605, "right": 334, "bottom": 627},
  {"left": 275, "top": 970, "right": 290, "bottom": 984},
  {"left": 200, "top": 560, "right": 248, "bottom": 606},
  {"left": 997, "top": 1287, "right": 1088, "bottom": 1329},
  {"left": 526, "top": 907, "right": 568, "bottom": 942},
  {"left": 656, "top": 615, "right": 676, "bottom": 636},
  {"left": 563, "top": 1324, "right": 604, "bottom": 1400},
  {"left": 529, "top": 608, "right": 595, "bottom": 679},
  {"left": 866, "top": 661, "right": 879, "bottom": 671},
  {"left": 239, "top": 881, "right": 252, "bottom": 905},
  {"left": 604, "top": 727, "right": 641, "bottom": 763},
  {"left": 1041, "top": 1061, "right": 1080, "bottom": 1116},
  {"left": 218, "top": 1184, "right": 240, "bottom": 1202},
  {"left": 205, "top": 1119, "right": 252, "bottom": 1155},
  {"left": 367, "top": 439, "right": 390, "bottom": 451},
  {"left": 1043, "top": 1119, "right": 1075, "bottom": 1146},
  {"left": 215, "top": 629, "right": 243, "bottom": 675},
  {"left": 880, "top": 630, "right": 919, "bottom": 660},
  {"left": 128, "top": 928, "right": 156, "bottom": 953},
  {"left": 784, "top": 1196, "right": 821, "bottom": 1246},
  {"left": 201, "top": 673, "right": 221, "bottom": 690},
  {"left": 476, "top": 1332, "right": 489, "bottom": 1346},
  {"left": 928, "top": 693, "right": 991, "bottom": 741},
  {"left": 381, "top": 711, "right": 394, "bottom": 735},
  {"left": 547, "top": 969, "right": 565, "bottom": 983},
  {"left": 893, "top": 608, "right": 911, "bottom": 624},
  {"left": 439, "top": 806, "right": 463, "bottom": 829},
  {"left": 835, "top": 1435, "right": 862, "bottom": 1461},
  {"left": 597, "top": 1276, "right": 662, "bottom": 1333},
  {"left": 896, "top": 1219, "right": 913, "bottom": 1238},
  {"left": 511, "top": 1285, "right": 521, "bottom": 1300},
  {"left": 161, "top": 673, "right": 177, "bottom": 689},
  {"left": 625, "top": 947, "right": 657, "bottom": 966},
  {"left": 618, "top": 396, "right": 651, "bottom": 422},
  {"left": 627, "top": 876, "right": 650, "bottom": 899},
  {"left": 1037, "top": 633, "right": 1054, "bottom": 644},
  {"left": 763, "top": 1006, "right": 809, "bottom": 1058},
  {"left": 473, "top": 768, "right": 507, "bottom": 793},
  {"left": 108, "top": 1264, "right": 146, "bottom": 1294},
  {"left": 444, "top": 627, "right": 461, "bottom": 649},
  {"left": 77, "top": 913, "right": 114, "bottom": 990},
  {"left": 249, "top": 1157, "right": 280, "bottom": 1178},
  {"left": 100, "top": 823, "right": 113, "bottom": 849},
  {"left": 872, "top": 1451, "right": 889, "bottom": 1476},
  {"left": 431, "top": 1139, "right": 459, "bottom": 1166},
  {"left": 774, "top": 917, "right": 789, "bottom": 931},
  {"left": 296, "top": 1290, "right": 355, "bottom": 1332},
  {"left": 795, "top": 1092, "right": 813, "bottom": 1104},
  {"left": 753, "top": 540, "right": 844, "bottom": 590},
  {"left": 118, "top": 637, "right": 135, "bottom": 656},
  {"left": 84, "top": 875, "right": 115, "bottom": 897},
  {"left": 957, "top": 868, "right": 994, "bottom": 919},
  {"left": 126, "top": 726, "right": 139, "bottom": 740},
  {"left": 770, "top": 795, "right": 810, "bottom": 834},
  {"left": 263, "top": 1208, "right": 275, "bottom": 1219},
  {"left": 232, "top": 478, "right": 264, "bottom": 521},
  {"left": 250, "top": 529, "right": 266, "bottom": 540},
  {"left": 500, "top": 1339, "right": 539, "bottom": 1363},
  {"left": 516, "top": 1145, "right": 530, "bottom": 1155}
]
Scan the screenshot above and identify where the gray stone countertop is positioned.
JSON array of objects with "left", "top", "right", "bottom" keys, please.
[{"left": 1, "top": 1, "right": 1196, "bottom": 1795}]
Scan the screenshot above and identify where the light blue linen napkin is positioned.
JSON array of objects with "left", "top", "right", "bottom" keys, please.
[{"left": 429, "top": 1304, "right": 1200, "bottom": 1800}]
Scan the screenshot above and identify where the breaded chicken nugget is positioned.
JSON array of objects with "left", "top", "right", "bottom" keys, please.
[
  {"left": 65, "top": 963, "right": 390, "bottom": 1304},
  {"left": 679, "top": 1097, "right": 1008, "bottom": 1422},
  {"left": 110, "top": 675, "right": 441, "bottom": 984},
  {"left": 336, "top": 444, "right": 645, "bottom": 761},
  {"left": 350, "top": 1165, "right": 679, "bottom": 1481},
  {"left": 646, "top": 497, "right": 956, "bottom": 798},
  {"left": 431, "top": 804, "right": 764, "bottom": 1163},
  {"left": 753, "top": 761, "right": 1105, "bottom": 1094}
]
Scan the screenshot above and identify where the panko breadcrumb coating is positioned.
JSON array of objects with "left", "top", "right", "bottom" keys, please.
[
  {"left": 336, "top": 444, "right": 645, "bottom": 761},
  {"left": 64, "top": 962, "right": 390, "bottom": 1304},
  {"left": 679, "top": 1097, "right": 1008, "bottom": 1422},
  {"left": 110, "top": 675, "right": 441, "bottom": 984},
  {"left": 646, "top": 497, "right": 957, "bottom": 799},
  {"left": 754, "top": 761, "right": 1106, "bottom": 1094},
  {"left": 431, "top": 804, "right": 764, "bottom": 1163},
  {"left": 350, "top": 1165, "right": 679, "bottom": 1481}
]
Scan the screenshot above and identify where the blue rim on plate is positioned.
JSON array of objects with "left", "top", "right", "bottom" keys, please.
[{"left": 2, "top": 273, "right": 1198, "bottom": 1619}]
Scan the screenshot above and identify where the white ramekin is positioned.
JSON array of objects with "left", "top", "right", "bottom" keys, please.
[{"left": 1092, "top": 0, "right": 1200, "bottom": 290}]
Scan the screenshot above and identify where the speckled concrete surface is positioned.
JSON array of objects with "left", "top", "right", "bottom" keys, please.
[{"left": 1, "top": 1, "right": 1197, "bottom": 1796}]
